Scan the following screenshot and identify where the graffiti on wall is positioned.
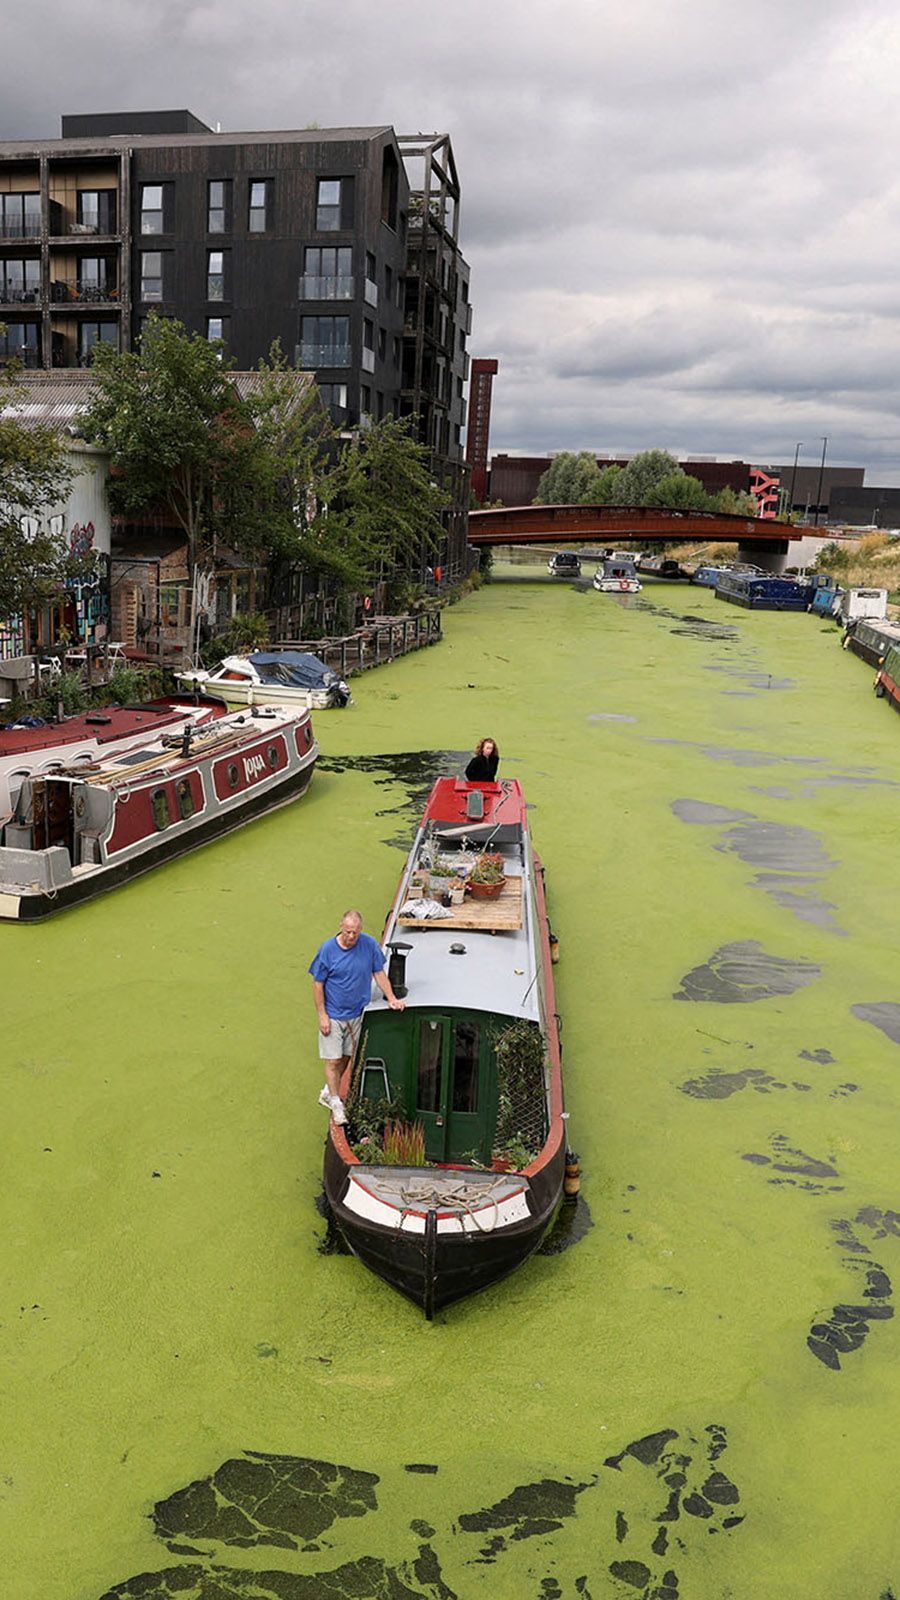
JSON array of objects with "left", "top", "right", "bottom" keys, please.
[{"left": 65, "top": 526, "right": 110, "bottom": 643}]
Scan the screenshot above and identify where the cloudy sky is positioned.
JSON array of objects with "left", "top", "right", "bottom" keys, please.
[{"left": 5, "top": 0, "right": 900, "bottom": 479}]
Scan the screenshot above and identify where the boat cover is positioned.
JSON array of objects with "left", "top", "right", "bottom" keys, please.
[{"left": 248, "top": 652, "right": 341, "bottom": 688}]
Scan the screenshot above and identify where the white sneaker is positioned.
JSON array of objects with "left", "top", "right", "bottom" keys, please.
[
  {"left": 317, "top": 1085, "right": 333, "bottom": 1109},
  {"left": 330, "top": 1096, "right": 347, "bottom": 1126}
]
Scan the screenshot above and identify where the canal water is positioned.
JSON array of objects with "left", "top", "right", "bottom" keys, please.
[{"left": 4, "top": 568, "right": 900, "bottom": 1598}]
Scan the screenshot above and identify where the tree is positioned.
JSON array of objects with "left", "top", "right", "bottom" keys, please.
[
  {"left": 594, "top": 463, "right": 623, "bottom": 504},
  {"left": 713, "top": 485, "right": 760, "bottom": 518},
  {"left": 82, "top": 316, "right": 256, "bottom": 579},
  {"left": 326, "top": 415, "right": 446, "bottom": 591},
  {"left": 534, "top": 451, "right": 604, "bottom": 505},
  {"left": 0, "top": 361, "right": 73, "bottom": 620},
  {"left": 615, "top": 449, "right": 682, "bottom": 505},
  {"left": 645, "top": 471, "right": 711, "bottom": 511}
]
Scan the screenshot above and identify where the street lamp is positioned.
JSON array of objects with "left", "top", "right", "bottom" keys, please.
[
  {"left": 813, "top": 436, "right": 828, "bottom": 527},
  {"left": 789, "top": 443, "right": 802, "bottom": 518}
]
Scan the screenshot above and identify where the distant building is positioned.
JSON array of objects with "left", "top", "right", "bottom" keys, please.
[
  {"left": 827, "top": 486, "right": 900, "bottom": 528},
  {"left": 488, "top": 454, "right": 753, "bottom": 506},
  {"left": 0, "top": 110, "right": 472, "bottom": 578},
  {"left": 466, "top": 358, "right": 498, "bottom": 502}
]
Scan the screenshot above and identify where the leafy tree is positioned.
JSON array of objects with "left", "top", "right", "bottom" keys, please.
[
  {"left": 713, "top": 485, "right": 760, "bottom": 518},
  {"left": 645, "top": 471, "right": 711, "bottom": 511},
  {"left": 594, "top": 463, "right": 623, "bottom": 504},
  {"left": 615, "top": 449, "right": 682, "bottom": 505},
  {"left": 324, "top": 415, "right": 446, "bottom": 591},
  {"left": 534, "top": 451, "right": 604, "bottom": 505},
  {"left": 82, "top": 316, "right": 260, "bottom": 579},
  {"left": 0, "top": 361, "right": 73, "bottom": 620}
]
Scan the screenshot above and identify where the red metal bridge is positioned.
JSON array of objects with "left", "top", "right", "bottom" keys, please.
[{"left": 467, "top": 504, "right": 798, "bottom": 548}]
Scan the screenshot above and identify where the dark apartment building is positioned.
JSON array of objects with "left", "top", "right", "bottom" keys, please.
[{"left": 0, "top": 110, "right": 472, "bottom": 576}]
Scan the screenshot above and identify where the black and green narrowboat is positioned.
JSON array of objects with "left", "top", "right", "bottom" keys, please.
[{"left": 323, "top": 777, "right": 566, "bottom": 1318}]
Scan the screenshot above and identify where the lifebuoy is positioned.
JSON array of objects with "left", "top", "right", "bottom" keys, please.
[{"left": 619, "top": 579, "right": 628, "bottom": 591}]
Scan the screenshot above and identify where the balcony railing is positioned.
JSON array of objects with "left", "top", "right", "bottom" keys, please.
[
  {"left": 0, "top": 221, "right": 41, "bottom": 239},
  {"left": 300, "top": 273, "right": 354, "bottom": 300},
  {"left": 0, "top": 285, "right": 40, "bottom": 305},
  {"left": 297, "top": 342, "right": 351, "bottom": 368},
  {"left": 363, "top": 277, "right": 378, "bottom": 307},
  {"left": 51, "top": 279, "right": 119, "bottom": 304}
]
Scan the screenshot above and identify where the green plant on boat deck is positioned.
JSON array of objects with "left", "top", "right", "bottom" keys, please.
[
  {"left": 492, "top": 1017, "right": 547, "bottom": 1166},
  {"left": 382, "top": 1119, "right": 426, "bottom": 1166},
  {"left": 469, "top": 851, "right": 505, "bottom": 886},
  {"left": 346, "top": 1093, "right": 403, "bottom": 1146}
]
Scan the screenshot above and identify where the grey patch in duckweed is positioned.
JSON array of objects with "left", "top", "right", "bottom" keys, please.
[
  {"left": 458, "top": 1476, "right": 594, "bottom": 1562},
  {"left": 317, "top": 749, "right": 470, "bottom": 849},
  {"left": 152, "top": 1451, "right": 380, "bottom": 1552},
  {"left": 587, "top": 712, "right": 638, "bottom": 723},
  {"left": 650, "top": 738, "right": 822, "bottom": 769},
  {"left": 538, "top": 1196, "right": 593, "bottom": 1254},
  {"left": 675, "top": 940, "right": 820, "bottom": 1004},
  {"left": 851, "top": 1003, "right": 900, "bottom": 1046},
  {"left": 799, "top": 1048, "right": 835, "bottom": 1064},
  {"left": 680, "top": 1066, "right": 779, "bottom": 1099},
  {"left": 740, "top": 1133, "right": 842, "bottom": 1192},
  {"left": 807, "top": 1213, "right": 897, "bottom": 1371},
  {"left": 671, "top": 800, "right": 754, "bottom": 826}
]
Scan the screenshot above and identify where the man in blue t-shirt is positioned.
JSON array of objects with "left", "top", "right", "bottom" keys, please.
[{"left": 309, "top": 909, "right": 406, "bottom": 1126}]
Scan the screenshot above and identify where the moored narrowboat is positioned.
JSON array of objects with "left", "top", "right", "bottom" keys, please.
[
  {"left": 323, "top": 777, "right": 566, "bottom": 1318},
  {"left": 843, "top": 617, "right": 900, "bottom": 669},
  {"left": 807, "top": 574, "right": 842, "bottom": 618},
  {"left": 0, "top": 704, "right": 318, "bottom": 920},
  {"left": 715, "top": 571, "right": 811, "bottom": 610},
  {"left": 875, "top": 644, "right": 900, "bottom": 710}
]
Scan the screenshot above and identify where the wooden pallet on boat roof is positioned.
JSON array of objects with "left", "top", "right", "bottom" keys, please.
[{"left": 398, "top": 875, "right": 523, "bottom": 931}]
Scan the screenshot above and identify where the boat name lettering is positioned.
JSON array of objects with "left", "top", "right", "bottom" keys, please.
[{"left": 244, "top": 752, "right": 267, "bottom": 782}]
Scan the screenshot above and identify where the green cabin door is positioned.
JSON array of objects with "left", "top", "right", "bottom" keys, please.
[{"left": 414, "top": 1014, "right": 488, "bottom": 1163}]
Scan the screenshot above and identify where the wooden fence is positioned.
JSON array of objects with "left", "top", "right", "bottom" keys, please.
[{"left": 277, "top": 608, "right": 442, "bottom": 677}]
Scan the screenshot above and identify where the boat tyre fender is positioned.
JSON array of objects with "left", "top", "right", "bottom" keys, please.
[
  {"left": 841, "top": 633, "right": 851, "bottom": 649},
  {"left": 423, "top": 1208, "right": 437, "bottom": 1321},
  {"left": 875, "top": 679, "right": 886, "bottom": 697}
]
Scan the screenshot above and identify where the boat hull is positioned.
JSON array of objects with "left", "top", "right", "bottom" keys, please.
[
  {"left": 324, "top": 1139, "right": 566, "bottom": 1315},
  {"left": 176, "top": 675, "right": 339, "bottom": 710},
  {"left": 0, "top": 756, "right": 316, "bottom": 922}
]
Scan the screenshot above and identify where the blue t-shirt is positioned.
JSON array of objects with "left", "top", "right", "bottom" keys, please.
[{"left": 309, "top": 933, "right": 386, "bottom": 1020}]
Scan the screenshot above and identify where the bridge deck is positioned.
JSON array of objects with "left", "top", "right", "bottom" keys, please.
[{"left": 467, "top": 504, "right": 798, "bottom": 546}]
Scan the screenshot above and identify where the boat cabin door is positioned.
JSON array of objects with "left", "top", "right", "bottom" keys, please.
[
  {"left": 31, "top": 777, "right": 75, "bottom": 858},
  {"left": 414, "top": 1013, "right": 489, "bottom": 1164}
]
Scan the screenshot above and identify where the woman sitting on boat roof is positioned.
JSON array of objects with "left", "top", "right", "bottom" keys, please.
[{"left": 465, "top": 737, "right": 500, "bottom": 783}]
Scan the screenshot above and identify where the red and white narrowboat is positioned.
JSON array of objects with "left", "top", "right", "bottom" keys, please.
[
  {"left": 0, "top": 704, "right": 317, "bottom": 921},
  {"left": 0, "top": 695, "right": 227, "bottom": 827}
]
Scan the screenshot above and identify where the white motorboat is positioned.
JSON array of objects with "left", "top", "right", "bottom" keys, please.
[{"left": 177, "top": 651, "right": 350, "bottom": 709}]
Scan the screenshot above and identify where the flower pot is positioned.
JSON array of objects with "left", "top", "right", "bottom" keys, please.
[{"left": 467, "top": 877, "right": 506, "bottom": 900}]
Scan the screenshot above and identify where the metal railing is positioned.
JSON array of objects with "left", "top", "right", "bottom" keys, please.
[
  {"left": 50, "top": 279, "right": 119, "bottom": 304},
  {"left": 0, "top": 285, "right": 40, "bottom": 304},
  {"left": 0, "top": 220, "right": 41, "bottom": 239},
  {"left": 297, "top": 342, "right": 351, "bottom": 368},
  {"left": 300, "top": 273, "right": 354, "bottom": 300}
]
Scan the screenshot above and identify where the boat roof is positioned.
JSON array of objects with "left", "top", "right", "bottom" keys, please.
[
  {"left": 371, "top": 778, "right": 541, "bottom": 1024},
  {"left": 76, "top": 703, "right": 307, "bottom": 784},
  {"left": 0, "top": 698, "right": 210, "bottom": 755},
  {"left": 246, "top": 651, "right": 334, "bottom": 685}
]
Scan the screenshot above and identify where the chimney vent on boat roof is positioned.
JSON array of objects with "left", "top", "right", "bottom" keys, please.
[{"left": 466, "top": 789, "right": 485, "bottom": 820}]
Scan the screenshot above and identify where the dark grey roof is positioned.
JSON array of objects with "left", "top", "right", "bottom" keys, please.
[{"left": 0, "top": 126, "right": 394, "bottom": 156}]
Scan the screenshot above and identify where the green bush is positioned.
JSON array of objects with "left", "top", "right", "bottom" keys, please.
[{"left": 200, "top": 611, "right": 269, "bottom": 667}]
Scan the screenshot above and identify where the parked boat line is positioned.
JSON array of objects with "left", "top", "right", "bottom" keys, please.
[{"left": 323, "top": 776, "right": 565, "bottom": 1318}]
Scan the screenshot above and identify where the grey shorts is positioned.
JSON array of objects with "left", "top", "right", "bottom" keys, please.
[{"left": 318, "top": 1014, "right": 363, "bottom": 1061}]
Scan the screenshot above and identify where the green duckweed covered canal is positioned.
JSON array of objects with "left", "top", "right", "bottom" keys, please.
[{"left": 5, "top": 566, "right": 900, "bottom": 1598}]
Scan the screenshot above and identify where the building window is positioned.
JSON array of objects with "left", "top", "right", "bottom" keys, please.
[
  {"left": 206, "top": 316, "right": 229, "bottom": 345},
  {"left": 301, "top": 246, "right": 352, "bottom": 300},
  {"left": 140, "top": 184, "right": 167, "bottom": 234},
  {"left": 78, "top": 257, "right": 115, "bottom": 300},
  {"left": 207, "top": 179, "right": 231, "bottom": 233},
  {"left": 76, "top": 189, "right": 116, "bottom": 233},
  {"left": 0, "top": 322, "right": 39, "bottom": 366},
  {"left": 363, "top": 319, "right": 374, "bottom": 351},
  {"left": 360, "top": 384, "right": 371, "bottom": 416},
  {"left": 377, "top": 327, "right": 386, "bottom": 362},
  {"left": 0, "top": 258, "right": 40, "bottom": 304},
  {"left": 316, "top": 179, "right": 343, "bottom": 231},
  {"left": 207, "top": 250, "right": 225, "bottom": 301},
  {"left": 79, "top": 321, "right": 117, "bottom": 364},
  {"left": 140, "top": 251, "right": 163, "bottom": 301},
  {"left": 393, "top": 336, "right": 401, "bottom": 368},
  {"left": 0, "top": 193, "right": 40, "bottom": 239},
  {"left": 299, "top": 315, "right": 350, "bottom": 368},
  {"left": 317, "top": 382, "right": 348, "bottom": 420},
  {"left": 384, "top": 263, "right": 392, "bottom": 302},
  {"left": 248, "top": 180, "right": 272, "bottom": 233},
  {"left": 365, "top": 251, "right": 376, "bottom": 283}
]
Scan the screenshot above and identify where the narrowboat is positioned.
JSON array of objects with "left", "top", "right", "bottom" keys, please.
[
  {"left": 636, "top": 554, "right": 689, "bottom": 581},
  {"left": 715, "top": 571, "right": 811, "bottom": 610},
  {"left": 843, "top": 616, "right": 900, "bottom": 669},
  {"left": 547, "top": 551, "right": 582, "bottom": 578},
  {"left": 0, "top": 695, "right": 227, "bottom": 827},
  {"left": 691, "top": 563, "right": 731, "bottom": 587},
  {"left": 875, "top": 643, "right": 900, "bottom": 710},
  {"left": 807, "top": 574, "right": 842, "bottom": 618},
  {"left": 593, "top": 556, "right": 642, "bottom": 593},
  {"left": 840, "top": 587, "right": 888, "bottom": 625},
  {"left": 0, "top": 703, "right": 318, "bottom": 920},
  {"left": 177, "top": 650, "right": 350, "bottom": 709},
  {"left": 323, "top": 777, "right": 566, "bottom": 1318}
]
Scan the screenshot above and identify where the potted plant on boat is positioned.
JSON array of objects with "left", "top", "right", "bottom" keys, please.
[{"left": 466, "top": 851, "right": 506, "bottom": 900}]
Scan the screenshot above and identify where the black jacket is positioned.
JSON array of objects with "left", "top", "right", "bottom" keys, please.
[{"left": 465, "top": 750, "right": 499, "bottom": 781}]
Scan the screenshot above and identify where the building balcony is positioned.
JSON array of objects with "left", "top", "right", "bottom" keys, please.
[
  {"left": 0, "top": 221, "right": 41, "bottom": 240},
  {"left": 300, "top": 273, "right": 354, "bottom": 301},
  {"left": 51, "top": 279, "right": 120, "bottom": 305},
  {"left": 297, "top": 342, "right": 351, "bottom": 369},
  {"left": 0, "top": 286, "right": 40, "bottom": 305}
]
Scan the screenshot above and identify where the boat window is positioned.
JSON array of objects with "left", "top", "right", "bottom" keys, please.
[
  {"left": 268, "top": 745, "right": 279, "bottom": 767},
  {"left": 452, "top": 1020, "right": 479, "bottom": 1113},
  {"left": 151, "top": 787, "right": 172, "bottom": 830},
  {"left": 417, "top": 1018, "right": 443, "bottom": 1112},
  {"left": 176, "top": 778, "right": 195, "bottom": 820},
  {"left": 227, "top": 763, "right": 239, "bottom": 788}
]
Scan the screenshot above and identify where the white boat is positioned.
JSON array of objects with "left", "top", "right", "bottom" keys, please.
[
  {"left": 593, "top": 556, "right": 642, "bottom": 593},
  {"left": 177, "top": 651, "right": 350, "bottom": 709}
]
